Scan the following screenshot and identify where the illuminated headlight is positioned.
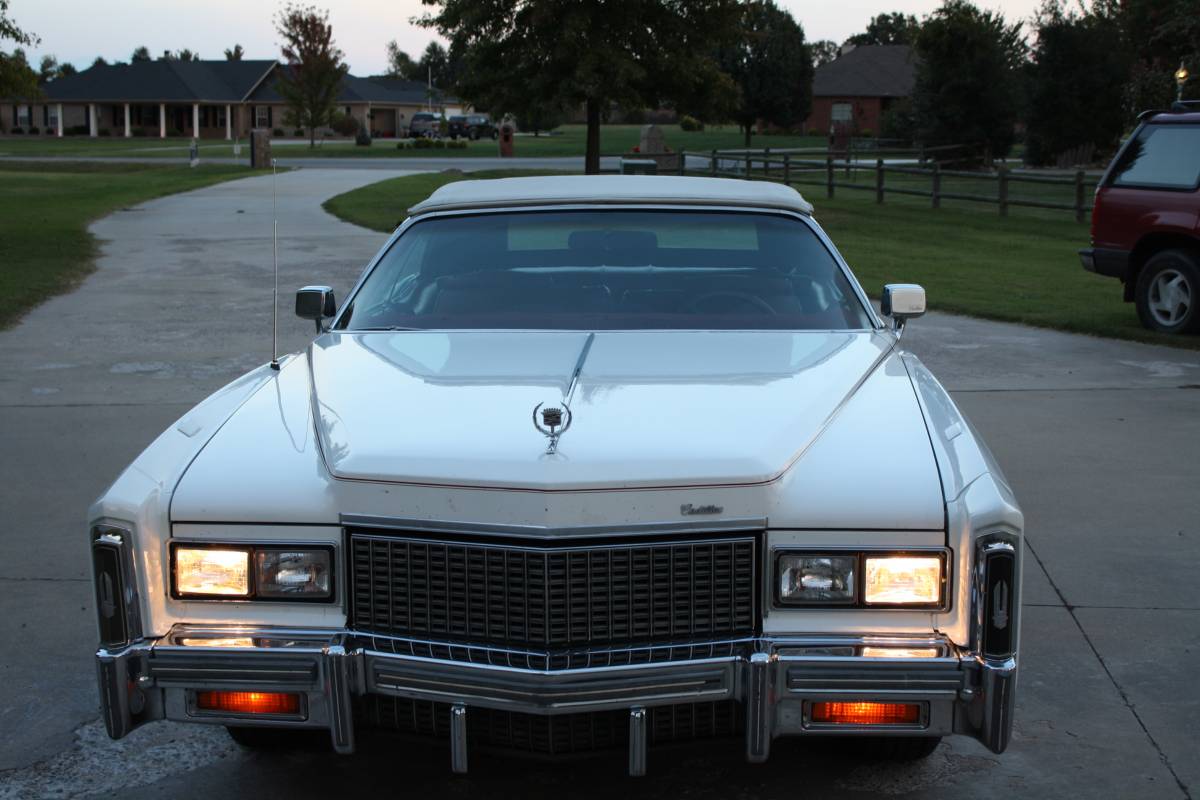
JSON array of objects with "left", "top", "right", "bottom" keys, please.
[
  {"left": 864, "top": 556, "right": 943, "bottom": 606},
  {"left": 255, "top": 550, "right": 331, "bottom": 598},
  {"left": 173, "top": 544, "right": 333, "bottom": 600},
  {"left": 174, "top": 547, "right": 251, "bottom": 597},
  {"left": 778, "top": 555, "right": 856, "bottom": 604}
]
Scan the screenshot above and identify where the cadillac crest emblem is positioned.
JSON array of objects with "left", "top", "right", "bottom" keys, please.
[{"left": 533, "top": 402, "right": 573, "bottom": 454}]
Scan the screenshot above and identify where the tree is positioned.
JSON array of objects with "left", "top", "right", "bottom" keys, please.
[
  {"left": 1025, "top": 1, "right": 1130, "bottom": 165},
  {"left": 131, "top": 46, "right": 151, "bottom": 62},
  {"left": 719, "top": 1, "right": 812, "bottom": 146},
  {"left": 421, "top": 0, "right": 742, "bottom": 174},
  {"left": 847, "top": 12, "right": 920, "bottom": 46},
  {"left": 385, "top": 41, "right": 417, "bottom": 78},
  {"left": 275, "top": 4, "right": 348, "bottom": 148},
  {"left": 38, "top": 54, "right": 57, "bottom": 83},
  {"left": 512, "top": 98, "right": 567, "bottom": 135},
  {"left": 0, "top": 0, "right": 39, "bottom": 98},
  {"left": 57, "top": 62, "right": 76, "bottom": 78},
  {"left": 911, "top": 0, "right": 1025, "bottom": 160},
  {"left": 91, "top": 55, "right": 108, "bottom": 68},
  {"left": 809, "top": 39, "right": 839, "bottom": 68},
  {"left": 1112, "top": 0, "right": 1199, "bottom": 106},
  {"left": 225, "top": 44, "right": 244, "bottom": 61},
  {"left": 159, "top": 48, "right": 200, "bottom": 62}
]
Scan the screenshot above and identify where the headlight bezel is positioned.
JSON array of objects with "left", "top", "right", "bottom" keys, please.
[
  {"left": 773, "top": 548, "right": 949, "bottom": 610},
  {"left": 170, "top": 541, "right": 336, "bottom": 603}
]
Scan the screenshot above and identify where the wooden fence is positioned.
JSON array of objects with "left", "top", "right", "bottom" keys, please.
[{"left": 677, "top": 150, "right": 1097, "bottom": 222}]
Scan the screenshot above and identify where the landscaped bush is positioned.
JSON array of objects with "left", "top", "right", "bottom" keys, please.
[
  {"left": 99, "top": 128, "right": 111, "bottom": 136},
  {"left": 412, "top": 137, "right": 434, "bottom": 149},
  {"left": 170, "top": 128, "right": 184, "bottom": 137},
  {"left": 272, "top": 128, "right": 284, "bottom": 137},
  {"left": 28, "top": 126, "right": 39, "bottom": 135},
  {"left": 860, "top": 128, "right": 874, "bottom": 138},
  {"left": 66, "top": 124, "right": 89, "bottom": 136},
  {"left": 396, "top": 141, "right": 408, "bottom": 150},
  {"left": 293, "top": 128, "right": 304, "bottom": 137},
  {"left": 330, "top": 114, "right": 359, "bottom": 137},
  {"left": 679, "top": 115, "right": 703, "bottom": 132},
  {"left": 808, "top": 128, "right": 821, "bottom": 137},
  {"left": 355, "top": 127, "right": 372, "bottom": 146},
  {"left": 447, "top": 139, "right": 468, "bottom": 149},
  {"left": 9, "top": 126, "right": 23, "bottom": 134},
  {"left": 132, "top": 128, "right": 147, "bottom": 137}
]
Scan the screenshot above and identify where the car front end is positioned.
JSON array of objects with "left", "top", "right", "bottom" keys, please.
[{"left": 90, "top": 177, "right": 1022, "bottom": 774}]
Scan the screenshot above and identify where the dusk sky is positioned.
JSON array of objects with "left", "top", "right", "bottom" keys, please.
[{"left": 13, "top": 0, "right": 1044, "bottom": 76}]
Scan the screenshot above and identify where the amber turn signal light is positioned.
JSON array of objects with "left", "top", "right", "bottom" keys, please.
[
  {"left": 810, "top": 701, "right": 921, "bottom": 725},
  {"left": 195, "top": 690, "right": 301, "bottom": 716}
]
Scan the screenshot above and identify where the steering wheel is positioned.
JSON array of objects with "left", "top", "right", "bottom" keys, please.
[{"left": 686, "top": 291, "right": 776, "bottom": 315}]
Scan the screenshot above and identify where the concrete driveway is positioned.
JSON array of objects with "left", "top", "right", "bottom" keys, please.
[{"left": 0, "top": 170, "right": 1196, "bottom": 799}]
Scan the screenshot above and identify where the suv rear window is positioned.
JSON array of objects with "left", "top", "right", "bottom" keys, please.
[{"left": 1110, "top": 124, "right": 1200, "bottom": 190}]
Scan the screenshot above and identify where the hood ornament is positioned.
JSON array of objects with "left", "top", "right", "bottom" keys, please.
[{"left": 533, "top": 402, "right": 572, "bottom": 454}]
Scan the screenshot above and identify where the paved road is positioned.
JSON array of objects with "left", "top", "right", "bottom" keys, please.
[{"left": 0, "top": 170, "right": 1196, "bottom": 799}]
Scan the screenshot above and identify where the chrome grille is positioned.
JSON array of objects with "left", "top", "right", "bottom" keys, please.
[
  {"left": 348, "top": 531, "right": 758, "bottom": 649},
  {"left": 361, "top": 696, "right": 742, "bottom": 754}
]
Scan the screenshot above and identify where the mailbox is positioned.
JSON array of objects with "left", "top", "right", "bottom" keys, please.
[{"left": 498, "top": 122, "right": 515, "bottom": 158}]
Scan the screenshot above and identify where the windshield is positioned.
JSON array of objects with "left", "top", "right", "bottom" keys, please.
[{"left": 337, "top": 209, "right": 874, "bottom": 331}]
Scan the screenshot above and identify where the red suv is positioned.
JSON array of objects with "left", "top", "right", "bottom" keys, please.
[{"left": 1081, "top": 106, "right": 1200, "bottom": 333}]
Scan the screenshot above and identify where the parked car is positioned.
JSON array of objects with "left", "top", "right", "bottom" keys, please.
[
  {"left": 1081, "top": 105, "right": 1200, "bottom": 333},
  {"left": 90, "top": 176, "right": 1022, "bottom": 774},
  {"left": 448, "top": 113, "right": 498, "bottom": 140},
  {"left": 407, "top": 112, "right": 441, "bottom": 138}
]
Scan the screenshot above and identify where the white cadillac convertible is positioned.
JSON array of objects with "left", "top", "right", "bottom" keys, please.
[{"left": 90, "top": 176, "right": 1021, "bottom": 774}]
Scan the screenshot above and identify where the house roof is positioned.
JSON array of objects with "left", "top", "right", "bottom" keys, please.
[
  {"left": 31, "top": 60, "right": 460, "bottom": 106},
  {"left": 813, "top": 45, "right": 915, "bottom": 98},
  {"left": 40, "top": 60, "right": 276, "bottom": 102},
  {"left": 409, "top": 175, "right": 814, "bottom": 216}
]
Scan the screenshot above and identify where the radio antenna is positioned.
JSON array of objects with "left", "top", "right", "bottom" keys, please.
[{"left": 269, "top": 158, "right": 280, "bottom": 371}]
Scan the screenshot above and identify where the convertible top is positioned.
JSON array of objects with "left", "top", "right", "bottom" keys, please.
[{"left": 408, "top": 175, "right": 814, "bottom": 216}]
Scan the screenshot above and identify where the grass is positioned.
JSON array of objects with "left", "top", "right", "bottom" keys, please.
[
  {"left": 0, "top": 161, "right": 266, "bottom": 328},
  {"left": 0, "top": 125, "right": 826, "bottom": 160},
  {"left": 323, "top": 168, "right": 1195, "bottom": 349}
]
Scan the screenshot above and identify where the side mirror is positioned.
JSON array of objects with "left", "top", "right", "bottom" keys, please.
[
  {"left": 881, "top": 283, "right": 926, "bottom": 334},
  {"left": 295, "top": 285, "right": 336, "bottom": 332}
]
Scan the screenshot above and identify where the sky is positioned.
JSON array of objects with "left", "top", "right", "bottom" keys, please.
[{"left": 12, "top": 0, "right": 1045, "bottom": 76}]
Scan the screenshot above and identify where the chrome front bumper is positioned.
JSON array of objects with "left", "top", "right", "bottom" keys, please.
[{"left": 97, "top": 627, "right": 1016, "bottom": 774}]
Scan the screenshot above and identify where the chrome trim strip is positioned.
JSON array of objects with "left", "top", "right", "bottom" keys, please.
[
  {"left": 628, "top": 707, "right": 647, "bottom": 777},
  {"left": 340, "top": 514, "right": 766, "bottom": 539},
  {"left": 450, "top": 704, "right": 468, "bottom": 774},
  {"left": 745, "top": 651, "right": 772, "bottom": 763}
]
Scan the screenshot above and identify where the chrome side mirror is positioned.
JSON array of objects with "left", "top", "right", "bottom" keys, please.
[
  {"left": 881, "top": 283, "right": 926, "bottom": 335},
  {"left": 295, "top": 285, "right": 336, "bottom": 332}
]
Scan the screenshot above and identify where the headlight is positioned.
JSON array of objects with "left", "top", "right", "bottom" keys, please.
[
  {"left": 174, "top": 547, "right": 251, "bottom": 597},
  {"left": 255, "top": 549, "right": 331, "bottom": 598},
  {"left": 173, "top": 544, "right": 333, "bottom": 601},
  {"left": 864, "top": 555, "right": 943, "bottom": 606},
  {"left": 778, "top": 555, "right": 856, "bottom": 604}
]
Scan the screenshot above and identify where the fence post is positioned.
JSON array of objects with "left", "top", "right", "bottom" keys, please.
[
  {"left": 764, "top": 147, "right": 771, "bottom": 178},
  {"left": 998, "top": 165, "right": 1009, "bottom": 217},
  {"left": 1074, "top": 170, "right": 1085, "bottom": 223},
  {"left": 678, "top": 151, "right": 686, "bottom": 176},
  {"left": 745, "top": 153, "right": 751, "bottom": 179},
  {"left": 783, "top": 153, "right": 791, "bottom": 185},
  {"left": 826, "top": 157, "right": 834, "bottom": 199},
  {"left": 711, "top": 149, "right": 717, "bottom": 176},
  {"left": 931, "top": 164, "right": 941, "bottom": 209},
  {"left": 875, "top": 158, "right": 884, "bottom": 204}
]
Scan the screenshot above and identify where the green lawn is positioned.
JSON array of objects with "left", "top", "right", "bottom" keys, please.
[
  {"left": 0, "top": 125, "right": 826, "bottom": 160},
  {"left": 322, "top": 168, "right": 1193, "bottom": 349},
  {"left": 0, "top": 161, "right": 266, "bottom": 328}
]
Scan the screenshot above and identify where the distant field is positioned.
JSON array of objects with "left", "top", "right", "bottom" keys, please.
[
  {"left": 0, "top": 125, "right": 827, "bottom": 160},
  {"left": 322, "top": 169, "right": 1193, "bottom": 349},
  {"left": 0, "top": 161, "right": 264, "bottom": 328}
]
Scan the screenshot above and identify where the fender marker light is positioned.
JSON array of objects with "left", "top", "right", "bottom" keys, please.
[
  {"left": 811, "top": 702, "right": 922, "bottom": 726},
  {"left": 196, "top": 691, "right": 301, "bottom": 716}
]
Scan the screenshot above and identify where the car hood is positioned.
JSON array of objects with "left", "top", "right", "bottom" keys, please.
[{"left": 307, "top": 330, "right": 893, "bottom": 490}]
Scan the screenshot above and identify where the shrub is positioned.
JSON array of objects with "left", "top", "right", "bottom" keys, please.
[
  {"left": 170, "top": 128, "right": 184, "bottom": 137},
  {"left": 293, "top": 128, "right": 304, "bottom": 137},
  {"left": 807, "top": 128, "right": 821, "bottom": 137},
  {"left": 355, "top": 127, "right": 372, "bottom": 146},
  {"left": 330, "top": 114, "right": 359, "bottom": 137},
  {"left": 413, "top": 137, "right": 434, "bottom": 149},
  {"left": 272, "top": 127, "right": 285, "bottom": 137},
  {"left": 28, "top": 126, "right": 39, "bottom": 135},
  {"left": 433, "top": 138, "right": 446, "bottom": 149},
  {"left": 447, "top": 139, "right": 468, "bottom": 149},
  {"left": 396, "top": 141, "right": 408, "bottom": 150},
  {"left": 66, "top": 124, "right": 89, "bottom": 136},
  {"left": 9, "top": 126, "right": 23, "bottom": 134},
  {"left": 679, "top": 115, "right": 703, "bottom": 132},
  {"left": 132, "top": 128, "right": 147, "bottom": 137},
  {"left": 859, "top": 128, "right": 874, "bottom": 138},
  {"left": 99, "top": 128, "right": 111, "bottom": 136}
]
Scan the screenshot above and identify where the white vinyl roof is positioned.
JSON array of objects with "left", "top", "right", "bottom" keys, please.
[{"left": 408, "top": 175, "right": 814, "bottom": 215}]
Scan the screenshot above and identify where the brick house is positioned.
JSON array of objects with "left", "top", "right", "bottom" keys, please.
[
  {"left": 804, "top": 45, "right": 915, "bottom": 137},
  {"left": 2, "top": 59, "right": 464, "bottom": 138}
]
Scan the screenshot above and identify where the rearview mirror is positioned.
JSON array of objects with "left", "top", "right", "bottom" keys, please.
[
  {"left": 295, "top": 285, "right": 336, "bottom": 332},
  {"left": 881, "top": 284, "right": 926, "bottom": 334}
]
